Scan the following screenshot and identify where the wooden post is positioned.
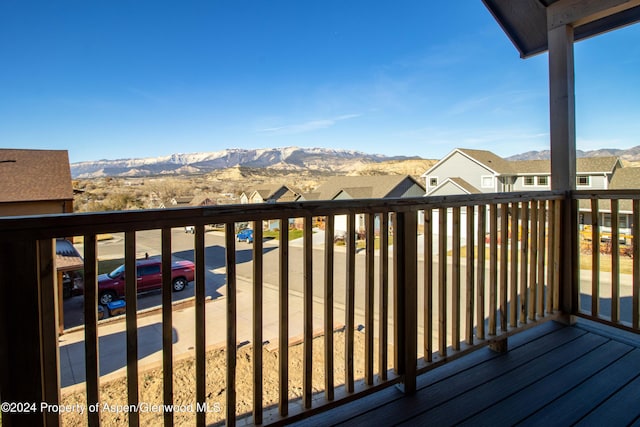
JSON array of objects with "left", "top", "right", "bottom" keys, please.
[
  {"left": 395, "top": 211, "right": 417, "bottom": 394},
  {"left": 0, "top": 238, "right": 57, "bottom": 426},
  {"left": 548, "top": 20, "right": 578, "bottom": 319}
]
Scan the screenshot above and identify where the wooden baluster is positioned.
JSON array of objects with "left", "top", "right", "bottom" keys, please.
[
  {"left": 124, "top": 231, "right": 139, "bottom": 427},
  {"left": 489, "top": 204, "right": 498, "bottom": 336},
  {"left": 38, "top": 238, "right": 61, "bottom": 427},
  {"left": 195, "top": 225, "right": 206, "bottom": 427},
  {"left": 365, "top": 213, "right": 375, "bottom": 385},
  {"left": 324, "top": 215, "right": 335, "bottom": 399},
  {"left": 591, "top": 199, "right": 600, "bottom": 317},
  {"left": 452, "top": 207, "right": 461, "bottom": 351},
  {"left": 519, "top": 202, "right": 529, "bottom": 324},
  {"left": 500, "top": 203, "right": 508, "bottom": 332},
  {"left": 466, "top": 206, "right": 476, "bottom": 345},
  {"left": 253, "top": 222, "right": 264, "bottom": 423},
  {"left": 424, "top": 208, "right": 433, "bottom": 360},
  {"left": 161, "top": 228, "right": 173, "bottom": 427},
  {"left": 537, "top": 201, "right": 546, "bottom": 318},
  {"left": 612, "top": 199, "right": 620, "bottom": 323},
  {"left": 379, "top": 212, "right": 390, "bottom": 379},
  {"left": 476, "top": 205, "right": 486, "bottom": 341},
  {"left": 279, "top": 217, "right": 289, "bottom": 415},
  {"left": 553, "top": 200, "right": 562, "bottom": 312},
  {"left": 528, "top": 201, "right": 538, "bottom": 321},
  {"left": 303, "top": 216, "right": 313, "bottom": 407},
  {"left": 546, "top": 201, "right": 555, "bottom": 314},
  {"left": 510, "top": 203, "right": 519, "bottom": 328},
  {"left": 84, "top": 233, "right": 100, "bottom": 427},
  {"left": 439, "top": 207, "right": 448, "bottom": 356},
  {"left": 345, "top": 213, "right": 356, "bottom": 393}
]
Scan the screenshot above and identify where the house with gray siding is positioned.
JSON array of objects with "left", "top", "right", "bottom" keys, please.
[
  {"left": 510, "top": 157, "right": 621, "bottom": 191},
  {"left": 422, "top": 148, "right": 622, "bottom": 196},
  {"left": 422, "top": 148, "right": 515, "bottom": 196},
  {"left": 421, "top": 148, "right": 633, "bottom": 237}
]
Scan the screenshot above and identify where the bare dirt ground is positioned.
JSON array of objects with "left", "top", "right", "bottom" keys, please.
[{"left": 60, "top": 330, "right": 373, "bottom": 426}]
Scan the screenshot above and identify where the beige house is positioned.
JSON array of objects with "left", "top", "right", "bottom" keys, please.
[
  {"left": 299, "top": 175, "right": 425, "bottom": 234},
  {"left": 0, "top": 149, "right": 73, "bottom": 216},
  {"left": 240, "top": 184, "right": 302, "bottom": 204}
]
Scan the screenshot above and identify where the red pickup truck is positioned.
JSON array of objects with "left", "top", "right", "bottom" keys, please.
[{"left": 97, "top": 258, "right": 195, "bottom": 305}]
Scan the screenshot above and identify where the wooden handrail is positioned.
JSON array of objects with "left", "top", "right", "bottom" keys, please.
[{"left": 0, "top": 192, "right": 565, "bottom": 239}]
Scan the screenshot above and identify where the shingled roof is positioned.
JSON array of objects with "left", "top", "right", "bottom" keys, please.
[
  {"left": 0, "top": 149, "right": 73, "bottom": 203},
  {"left": 457, "top": 148, "right": 514, "bottom": 175},
  {"left": 610, "top": 167, "right": 640, "bottom": 190},
  {"left": 304, "top": 175, "right": 424, "bottom": 201},
  {"left": 510, "top": 157, "right": 620, "bottom": 174}
]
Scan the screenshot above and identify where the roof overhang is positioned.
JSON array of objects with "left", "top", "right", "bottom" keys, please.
[{"left": 482, "top": 0, "right": 640, "bottom": 58}]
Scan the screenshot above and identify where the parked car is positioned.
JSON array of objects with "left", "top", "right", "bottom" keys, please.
[
  {"left": 97, "top": 258, "right": 195, "bottom": 305},
  {"left": 236, "top": 228, "right": 254, "bottom": 243},
  {"left": 184, "top": 225, "right": 195, "bottom": 234}
]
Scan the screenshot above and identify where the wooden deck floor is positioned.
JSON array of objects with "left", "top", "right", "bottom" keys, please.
[{"left": 295, "top": 321, "right": 640, "bottom": 427}]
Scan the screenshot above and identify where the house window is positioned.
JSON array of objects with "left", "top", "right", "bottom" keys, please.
[
  {"left": 481, "top": 176, "right": 494, "bottom": 189},
  {"left": 537, "top": 176, "right": 549, "bottom": 186},
  {"left": 429, "top": 177, "right": 438, "bottom": 187},
  {"left": 577, "top": 175, "right": 590, "bottom": 186},
  {"left": 524, "top": 176, "right": 535, "bottom": 186},
  {"left": 603, "top": 214, "right": 628, "bottom": 229}
]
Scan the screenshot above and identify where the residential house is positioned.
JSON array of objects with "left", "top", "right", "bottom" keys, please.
[
  {"left": 240, "top": 184, "right": 302, "bottom": 204},
  {"left": 240, "top": 184, "right": 303, "bottom": 229},
  {"left": 299, "top": 175, "right": 425, "bottom": 235},
  {"left": 0, "top": 149, "right": 74, "bottom": 216},
  {"left": 422, "top": 148, "right": 515, "bottom": 196},
  {"left": 0, "top": 149, "right": 76, "bottom": 335},
  {"left": 510, "top": 157, "right": 621, "bottom": 191},
  {"left": 423, "top": 148, "right": 622, "bottom": 196},
  {"left": 578, "top": 167, "right": 640, "bottom": 236},
  {"left": 421, "top": 148, "right": 626, "bottom": 238}
]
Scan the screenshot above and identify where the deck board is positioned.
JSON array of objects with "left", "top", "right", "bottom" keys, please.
[
  {"left": 577, "top": 374, "right": 640, "bottom": 426},
  {"left": 291, "top": 322, "right": 567, "bottom": 427},
  {"left": 402, "top": 332, "right": 608, "bottom": 426},
  {"left": 459, "top": 340, "right": 634, "bottom": 426},
  {"left": 295, "top": 321, "right": 640, "bottom": 427},
  {"left": 519, "top": 348, "right": 640, "bottom": 426},
  {"left": 336, "top": 323, "right": 585, "bottom": 426}
]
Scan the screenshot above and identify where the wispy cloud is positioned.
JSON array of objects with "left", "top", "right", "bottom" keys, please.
[{"left": 258, "top": 114, "right": 361, "bottom": 135}]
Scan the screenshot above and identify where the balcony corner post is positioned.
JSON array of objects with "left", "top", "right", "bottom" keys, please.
[
  {"left": 0, "top": 237, "right": 51, "bottom": 425},
  {"left": 394, "top": 211, "right": 417, "bottom": 395},
  {"left": 548, "top": 20, "right": 579, "bottom": 319}
]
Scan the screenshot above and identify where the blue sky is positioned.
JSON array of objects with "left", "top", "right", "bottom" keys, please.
[{"left": 1, "top": 1, "right": 639, "bottom": 163}]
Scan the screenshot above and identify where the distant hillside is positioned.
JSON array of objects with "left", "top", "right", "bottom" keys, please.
[
  {"left": 508, "top": 145, "right": 640, "bottom": 161},
  {"left": 71, "top": 147, "right": 421, "bottom": 178},
  {"left": 349, "top": 158, "right": 437, "bottom": 179}
]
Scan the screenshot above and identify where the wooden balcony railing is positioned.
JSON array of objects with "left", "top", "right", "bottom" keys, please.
[
  {"left": 573, "top": 190, "right": 640, "bottom": 332},
  {"left": 0, "top": 191, "right": 566, "bottom": 426}
]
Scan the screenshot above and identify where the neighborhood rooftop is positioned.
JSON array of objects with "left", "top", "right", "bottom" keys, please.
[{"left": 0, "top": 149, "right": 73, "bottom": 203}]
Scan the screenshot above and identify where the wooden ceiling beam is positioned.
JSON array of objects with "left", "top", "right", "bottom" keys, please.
[{"left": 548, "top": 0, "right": 640, "bottom": 29}]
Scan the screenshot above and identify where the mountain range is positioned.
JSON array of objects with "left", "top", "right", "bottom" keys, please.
[
  {"left": 71, "top": 147, "right": 419, "bottom": 178},
  {"left": 507, "top": 145, "right": 640, "bottom": 161},
  {"left": 71, "top": 145, "right": 640, "bottom": 178}
]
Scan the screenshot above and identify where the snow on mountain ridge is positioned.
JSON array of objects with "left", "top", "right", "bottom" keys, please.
[{"left": 71, "top": 146, "right": 402, "bottom": 178}]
